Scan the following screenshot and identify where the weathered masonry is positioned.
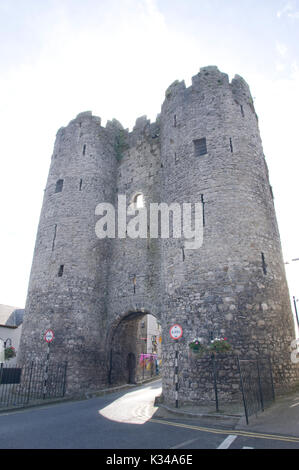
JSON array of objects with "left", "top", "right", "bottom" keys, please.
[{"left": 19, "top": 66, "right": 299, "bottom": 404}]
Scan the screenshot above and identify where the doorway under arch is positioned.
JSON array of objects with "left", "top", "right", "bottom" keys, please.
[{"left": 108, "top": 311, "right": 162, "bottom": 386}]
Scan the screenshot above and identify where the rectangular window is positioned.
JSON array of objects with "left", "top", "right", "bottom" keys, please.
[
  {"left": 194, "top": 138, "right": 207, "bottom": 157},
  {"left": 58, "top": 265, "right": 64, "bottom": 277},
  {"left": 55, "top": 179, "right": 64, "bottom": 193}
]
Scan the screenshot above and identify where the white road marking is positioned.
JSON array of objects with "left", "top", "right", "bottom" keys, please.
[
  {"left": 171, "top": 438, "right": 200, "bottom": 449},
  {"left": 290, "top": 402, "right": 299, "bottom": 408},
  {"left": 217, "top": 434, "right": 238, "bottom": 449},
  {"left": 242, "top": 446, "right": 254, "bottom": 449}
]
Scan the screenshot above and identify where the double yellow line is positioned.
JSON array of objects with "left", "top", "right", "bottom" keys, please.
[{"left": 150, "top": 418, "right": 299, "bottom": 444}]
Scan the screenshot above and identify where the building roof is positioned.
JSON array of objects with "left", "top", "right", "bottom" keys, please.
[
  {"left": 0, "top": 304, "right": 24, "bottom": 327},
  {"left": 0, "top": 324, "right": 18, "bottom": 329}
]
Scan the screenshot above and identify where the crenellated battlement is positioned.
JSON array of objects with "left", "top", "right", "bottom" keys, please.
[
  {"left": 161, "top": 66, "right": 255, "bottom": 119},
  {"left": 192, "top": 65, "right": 230, "bottom": 88},
  {"left": 231, "top": 74, "right": 253, "bottom": 103}
]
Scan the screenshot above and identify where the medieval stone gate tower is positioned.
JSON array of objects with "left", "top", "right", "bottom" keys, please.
[{"left": 19, "top": 66, "right": 298, "bottom": 404}]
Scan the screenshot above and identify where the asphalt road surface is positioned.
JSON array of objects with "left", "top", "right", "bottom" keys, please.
[{"left": 1, "top": 379, "right": 299, "bottom": 450}]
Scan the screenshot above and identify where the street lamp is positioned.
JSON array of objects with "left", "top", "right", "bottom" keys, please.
[
  {"left": 0, "top": 337, "right": 12, "bottom": 348},
  {"left": 0, "top": 337, "right": 12, "bottom": 363},
  {"left": 293, "top": 297, "right": 299, "bottom": 329},
  {"left": 284, "top": 258, "right": 299, "bottom": 329}
]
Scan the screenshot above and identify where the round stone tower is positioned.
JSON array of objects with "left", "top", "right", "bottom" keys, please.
[
  {"left": 19, "top": 66, "right": 299, "bottom": 403},
  {"left": 18, "top": 111, "right": 117, "bottom": 394},
  {"left": 159, "top": 66, "right": 297, "bottom": 403}
]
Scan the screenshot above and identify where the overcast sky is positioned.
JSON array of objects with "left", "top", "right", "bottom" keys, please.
[{"left": 0, "top": 0, "right": 299, "bottom": 322}]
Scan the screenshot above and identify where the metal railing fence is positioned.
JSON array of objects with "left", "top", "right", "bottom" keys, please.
[{"left": 0, "top": 360, "right": 67, "bottom": 409}]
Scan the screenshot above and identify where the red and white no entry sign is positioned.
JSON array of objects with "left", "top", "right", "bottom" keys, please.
[
  {"left": 44, "top": 329, "right": 55, "bottom": 343},
  {"left": 169, "top": 324, "right": 183, "bottom": 340}
]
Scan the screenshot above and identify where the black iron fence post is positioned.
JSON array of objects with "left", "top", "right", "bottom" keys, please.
[
  {"left": 212, "top": 354, "right": 219, "bottom": 412},
  {"left": 26, "top": 361, "right": 34, "bottom": 404},
  {"left": 62, "top": 362, "right": 68, "bottom": 397},
  {"left": 268, "top": 355, "right": 275, "bottom": 402},
  {"left": 237, "top": 356, "right": 249, "bottom": 425},
  {"left": 256, "top": 358, "right": 264, "bottom": 412},
  {"left": 43, "top": 343, "right": 51, "bottom": 400}
]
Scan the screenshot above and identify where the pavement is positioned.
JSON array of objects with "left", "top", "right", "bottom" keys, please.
[{"left": 155, "top": 388, "right": 299, "bottom": 439}]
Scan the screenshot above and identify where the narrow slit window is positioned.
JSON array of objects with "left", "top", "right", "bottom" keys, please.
[
  {"left": 55, "top": 179, "right": 64, "bottom": 193},
  {"left": 261, "top": 253, "right": 267, "bottom": 275},
  {"left": 181, "top": 246, "right": 185, "bottom": 261},
  {"left": 240, "top": 105, "right": 245, "bottom": 117},
  {"left": 201, "top": 194, "right": 206, "bottom": 227},
  {"left": 174, "top": 115, "right": 177, "bottom": 127},
  {"left": 83, "top": 144, "right": 86, "bottom": 156},
  {"left": 58, "top": 265, "right": 64, "bottom": 277},
  {"left": 229, "top": 138, "right": 233, "bottom": 153},
  {"left": 79, "top": 179, "right": 83, "bottom": 191},
  {"left": 194, "top": 138, "right": 207, "bottom": 157},
  {"left": 52, "top": 224, "right": 57, "bottom": 252},
  {"left": 270, "top": 185, "right": 274, "bottom": 199}
]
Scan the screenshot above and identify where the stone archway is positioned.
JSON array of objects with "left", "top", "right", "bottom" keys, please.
[{"left": 107, "top": 311, "right": 162, "bottom": 386}]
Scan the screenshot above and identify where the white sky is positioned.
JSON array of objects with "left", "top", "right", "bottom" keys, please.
[{"left": 0, "top": 0, "right": 298, "bottom": 329}]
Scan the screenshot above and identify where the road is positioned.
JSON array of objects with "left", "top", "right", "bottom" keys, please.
[{"left": 1, "top": 378, "right": 299, "bottom": 450}]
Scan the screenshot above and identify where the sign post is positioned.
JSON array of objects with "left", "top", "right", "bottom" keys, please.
[
  {"left": 43, "top": 329, "right": 55, "bottom": 399},
  {"left": 169, "top": 324, "right": 183, "bottom": 408}
]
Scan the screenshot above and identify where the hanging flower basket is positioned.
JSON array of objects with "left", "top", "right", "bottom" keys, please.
[
  {"left": 208, "top": 337, "right": 232, "bottom": 354},
  {"left": 188, "top": 339, "right": 206, "bottom": 356},
  {"left": 4, "top": 346, "right": 16, "bottom": 360}
]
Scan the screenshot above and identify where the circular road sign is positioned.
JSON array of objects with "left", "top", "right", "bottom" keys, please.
[
  {"left": 169, "top": 324, "right": 183, "bottom": 340},
  {"left": 44, "top": 329, "right": 55, "bottom": 343}
]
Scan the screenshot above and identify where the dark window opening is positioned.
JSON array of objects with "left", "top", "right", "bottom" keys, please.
[
  {"left": 240, "top": 105, "right": 245, "bottom": 117},
  {"left": 55, "top": 179, "right": 64, "bottom": 193},
  {"left": 52, "top": 224, "right": 57, "bottom": 252},
  {"left": 174, "top": 115, "right": 177, "bottom": 127},
  {"left": 270, "top": 185, "right": 274, "bottom": 199},
  {"left": 261, "top": 253, "right": 267, "bottom": 275},
  {"left": 83, "top": 144, "right": 86, "bottom": 156},
  {"left": 194, "top": 138, "right": 207, "bottom": 157},
  {"left": 229, "top": 138, "right": 233, "bottom": 153},
  {"left": 79, "top": 179, "right": 83, "bottom": 191},
  {"left": 58, "top": 265, "right": 64, "bottom": 277},
  {"left": 181, "top": 246, "right": 185, "bottom": 261},
  {"left": 201, "top": 194, "right": 206, "bottom": 227}
]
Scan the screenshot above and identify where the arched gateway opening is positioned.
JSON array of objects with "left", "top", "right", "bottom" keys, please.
[{"left": 108, "top": 312, "right": 162, "bottom": 386}]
